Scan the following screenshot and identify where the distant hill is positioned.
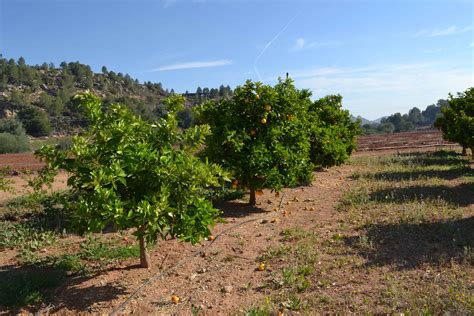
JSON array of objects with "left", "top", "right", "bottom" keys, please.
[
  {"left": 359, "top": 101, "right": 447, "bottom": 135},
  {"left": 372, "top": 116, "right": 386, "bottom": 123},
  {"left": 351, "top": 115, "right": 374, "bottom": 125},
  {"left": 0, "top": 56, "right": 232, "bottom": 136}
]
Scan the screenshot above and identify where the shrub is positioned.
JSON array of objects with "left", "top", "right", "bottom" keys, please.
[
  {"left": 0, "top": 132, "right": 29, "bottom": 154},
  {"left": 308, "top": 95, "right": 360, "bottom": 168},
  {"left": 197, "top": 78, "right": 313, "bottom": 205},
  {"left": 435, "top": 87, "right": 474, "bottom": 158},
  {"left": 0, "top": 117, "right": 27, "bottom": 136},
  {"left": 37, "top": 92, "right": 227, "bottom": 268},
  {"left": 17, "top": 106, "right": 52, "bottom": 137}
]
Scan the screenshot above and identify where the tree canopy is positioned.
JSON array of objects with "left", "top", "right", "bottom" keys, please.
[
  {"left": 197, "top": 78, "right": 313, "bottom": 205},
  {"left": 435, "top": 87, "right": 474, "bottom": 158},
  {"left": 37, "top": 92, "right": 228, "bottom": 267}
]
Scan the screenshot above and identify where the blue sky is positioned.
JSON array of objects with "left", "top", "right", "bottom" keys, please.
[{"left": 1, "top": 0, "right": 472, "bottom": 119}]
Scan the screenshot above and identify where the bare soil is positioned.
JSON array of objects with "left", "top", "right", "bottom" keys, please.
[
  {"left": 0, "top": 135, "right": 472, "bottom": 314},
  {"left": 0, "top": 164, "right": 350, "bottom": 314},
  {"left": 357, "top": 129, "right": 455, "bottom": 151}
]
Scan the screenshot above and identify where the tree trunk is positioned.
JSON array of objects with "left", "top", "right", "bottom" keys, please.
[
  {"left": 249, "top": 187, "right": 256, "bottom": 206},
  {"left": 462, "top": 147, "right": 467, "bottom": 156},
  {"left": 471, "top": 147, "right": 474, "bottom": 160},
  {"left": 139, "top": 235, "right": 151, "bottom": 268}
]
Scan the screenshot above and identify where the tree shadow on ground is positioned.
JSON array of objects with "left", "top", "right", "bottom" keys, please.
[
  {"left": 369, "top": 183, "right": 474, "bottom": 207},
  {"left": 369, "top": 167, "right": 473, "bottom": 182},
  {"left": 344, "top": 216, "right": 474, "bottom": 269},
  {"left": 0, "top": 263, "right": 127, "bottom": 314},
  {"left": 215, "top": 200, "right": 266, "bottom": 218}
]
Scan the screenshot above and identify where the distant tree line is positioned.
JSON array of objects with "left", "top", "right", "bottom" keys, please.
[
  {"left": 0, "top": 56, "right": 237, "bottom": 153},
  {"left": 184, "top": 85, "right": 233, "bottom": 105},
  {"left": 361, "top": 99, "right": 448, "bottom": 134}
]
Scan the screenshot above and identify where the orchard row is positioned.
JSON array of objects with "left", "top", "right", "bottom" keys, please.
[{"left": 37, "top": 77, "right": 360, "bottom": 268}]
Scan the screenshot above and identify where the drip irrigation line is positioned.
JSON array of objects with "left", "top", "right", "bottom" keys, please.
[{"left": 109, "top": 192, "right": 285, "bottom": 315}]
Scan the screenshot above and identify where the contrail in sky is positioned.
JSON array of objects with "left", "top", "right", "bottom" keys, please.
[{"left": 253, "top": 13, "right": 299, "bottom": 82}]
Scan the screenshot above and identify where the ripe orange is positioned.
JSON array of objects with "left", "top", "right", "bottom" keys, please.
[
  {"left": 256, "top": 190, "right": 264, "bottom": 196},
  {"left": 258, "top": 262, "right": 266, "bottom": 271},
  {"left": 209, "top": 235, "right": 215, "bottom": 241},
  {"left": 256, "top": 94, "right": 260, "bottom": 100},
  {"left": 260, "top": 118, "right": 267, "bottom": 124},
  {"left": 264, "top": 104, "right": 271, "bottom": 112},
  {"left": 171, "top": 295, "right": 180, "bottom": 304}
]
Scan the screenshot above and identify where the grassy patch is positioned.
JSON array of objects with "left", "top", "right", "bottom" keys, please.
[
  {"left": 29, "top": 136, "right": 72, "bottom": 152},
  {"left": 248, "top": 150, "right": 473, "bottom": 314},
  {"left": 0, "top": 190, "right": 139, "bottom": 309}
]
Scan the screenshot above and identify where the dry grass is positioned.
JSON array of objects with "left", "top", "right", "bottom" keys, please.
[{"left": 248, "top": 150, "right": 473, "bottom": 314}]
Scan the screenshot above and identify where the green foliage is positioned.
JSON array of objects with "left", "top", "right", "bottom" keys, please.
[
  {"left": 0, "top": 117, "right": 30, "bottom": 153},
  {"left": 0, "top": 265, "right": 65, "bottom": 307},
  {"left": 79, "top": 235, "right": 140, "bottom": 261},
  {"left": 36, "top": 92, "right": 227, "bottom": 265},
  {"left": 362, "top": 99, "right": 447, "bottom": 134},
  {"left": 308, "top": 95, "right": 360, "bottom": 168},
  {"left": 0, "top": 221, "right": 58, "bottom": 252},
  {"left": 0, "top": 117, "right": 27, "bottom": 135},
  {"left": 17, "top": 106, "right": 52, "bottom": 136},
  {"left": 0, "top": 167, "right": 14, "bottom": 192},
  {"left": 197, "top": 78, "right": 313, "bottom": 199},
  {"left": 435, "top": 87, "right": 474, "bottom": 156},
  {"left": 0, "top": 132, "right": 30, "bottom": 153}
]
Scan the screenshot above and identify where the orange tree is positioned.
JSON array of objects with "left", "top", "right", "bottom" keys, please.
[
  {"left": 196, "top": 78, "right": 313, "bottom": 205},
  {"left": 435, "top": 87, "right": 474, "bottom": 158},
  {"left": 308, "top": 95, "right": 360, "bottom": 168},
  {"left": 37, "top": 92, "right": 227, "bottom": 268}
]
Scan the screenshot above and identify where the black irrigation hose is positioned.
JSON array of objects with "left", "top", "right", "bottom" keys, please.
[{"left": 109, "top": 192, "right": 286, "bottom": 315}]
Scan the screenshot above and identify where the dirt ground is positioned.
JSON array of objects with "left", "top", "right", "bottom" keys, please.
[
  {"left": 0, "top": 159, "right": 350, "bottom": 314},
  {"left": 0, "top": 172, "right": 68, "bottom": 206},
  {"left": 0, "top": 139, "right": 472, "bottom": 314}
]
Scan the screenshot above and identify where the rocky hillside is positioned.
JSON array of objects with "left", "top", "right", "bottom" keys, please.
[{"left": 0, "top": 56, "right": 172, "bottom": 135}]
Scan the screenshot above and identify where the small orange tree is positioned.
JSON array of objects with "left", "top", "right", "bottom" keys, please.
[
  {"left": 435, "top": 87, "right": 474, "bottom": 158},
  {"left": 37, "top": 92, "right": 227, "bottom": 268},
  {"left": 197, "top": 78, "right": 313, "bottom": 205},
  {"left": 308, "top": 95, "right": 360, "bottom": 168}
]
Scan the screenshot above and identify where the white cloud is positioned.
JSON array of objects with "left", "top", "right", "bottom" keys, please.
[
  {"left": 290, "top": 38, "right": 342, "bottom": 52},
  {"left": 288, "top": 63, "right": 473, "bottom": 119},
  {"left": 291, "top": 38, "right": 306, "bottom": 52},
  {"left": 150, "top": 59, "right": 232, "bottom": 72},
  {"left": 413, "top": 25, "right": 473, "bottom": 38}
]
